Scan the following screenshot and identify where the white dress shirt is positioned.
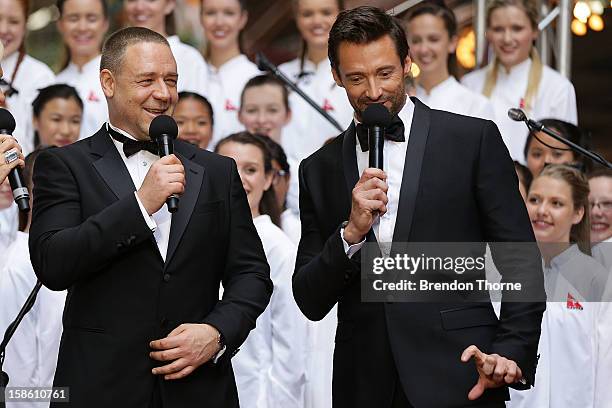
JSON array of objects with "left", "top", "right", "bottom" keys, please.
[
  {"left": 415, "top": 76, "right": 494, "bottom": 120},
  {"left": 0, "top": 232, "right": 66, "bottom": 408},
  {"left": 341, "top": 98, "right": 415, "bottom": 256},
  {"left": 107, "top": 123, "right": 171, "bottom": 260},
  {"left": 461, "top": 58, "right": 578, "bottom": 163},
  {"left": 56, "top": 55, "right": 109, "bottom": 139},
  {"left": 1, "top": 52, "right": 55, "bottom": 155},
  {"left": 0, "top": 204, "right": 18, "bottom": 271},
  {"left": 166, "top": 35, "right": 209, "bottom": 96},
  {"left": 232, "top": 214, "right": 307, "bottom": 408},
  {"left": 206, "top": 54, "right": 261, "bottom": 147}
]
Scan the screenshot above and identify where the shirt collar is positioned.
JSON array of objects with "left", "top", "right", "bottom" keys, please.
[
  {"left": 107, "top": 122, "right": 137, "bottom": 141},
  {"left": 416, "top": 76, "right": 457, "bottom": 97},
  {"left": 65, "top": 55, "right": 101, "bottom": 75},
  {"left": 1, "top": 51, "right": 19, "bottom": 79},
  {"left": 208, "top": 54, "right": 250, "bottom": 75},
  {"left": 499, "top": 57, "right": 531, "bottom": 80},
  {"left": 549, "top": 244, "right": 580, "bottom": 270}
]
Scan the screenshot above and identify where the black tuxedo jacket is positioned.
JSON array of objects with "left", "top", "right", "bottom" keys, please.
[
  {"left": 29, "top": 127, "right": 272, "bottom": 407},
  {"left": 293, "top": 98, "right": 545, "bottom": 408}
]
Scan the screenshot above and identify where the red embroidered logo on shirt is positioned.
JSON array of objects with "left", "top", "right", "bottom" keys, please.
[
  {"left": 567, "top": 293, "right": 583, "bottom": 310},
  {"left": 225, "top": 99, "right": 238, "bottom": 111},
  {"left": 322, "top": 98, "right": 335, "bottom": 112},
  {"left": 87, "top": 91, "right": 100, "bottom": 102},
  {"left": 519, "top": 98, "right": 526, "bottom": 109}
]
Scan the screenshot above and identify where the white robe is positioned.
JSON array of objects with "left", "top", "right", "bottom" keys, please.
[
  {"left": 0, "top": 204, "right": 18, "bottom": 271},
  {"left": 55, "top": 55, "right": 108, "bottom": 139},
  {"left": 506, "top": 245, "right": 608, "bottom": 408},
  {"left": 1, "top": 52, "right": 55, "bottom": 155},
  {"left": 232, "top": 215, "right": 307, "bottom": 408},
  {"left": 0, "top": 232, "right": 66, "bottom": 408},
  {"left": 415, "top": 76, "right": 494, "bottom": 120},
  {"left": 206, "top": 54, "right": 261, "bottom": 147},
  {"left": 280, "top": 208, "right": 301, "bottom": 246},
  {"left": 461, "top": 58, "right": 577, "bottom": 163}
]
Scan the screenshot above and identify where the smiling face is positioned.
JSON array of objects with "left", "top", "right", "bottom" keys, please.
[
  {"left": 124, "top": 0, "right": 175, "bottom": 35},
  {"left": 100, "top": 41, "right": 178, "bottom": 140},
  {"left": 526, "top": 132, "right": 576, "bottom": 177},
  {"left": 0, "top": 0, "right": 26, "bottom": 59},
  {"left": 175, "top": 97, "right": 213, "bottom": 149},
  {"left": 406, "top": 13, "right": 456, "bottom": 80},
  {"left": 34, "top": 97, "right": 82, "bottom": 147},
  {"left": 295, "top": 0, "right": 340, "bottom": 51},
  {"left": 589, "top": 176, "right": 612, "bottom": 243},
  {"left": 200, "top": 0, "right": 246, "bottom": 50},
  {"left": 486, "top": 5, "right": 537, "bottom": 70},
  {"left": 332, "top": 35, "right": 410, "bottom": 121},
  {"left": 216, "top": 140, "right": 273, "bottom": 218},
  {"left": 57, "top": 0, "right": 109, "bottom": 62},
  {"left": 238, "top": 84, "right": 291, "bottom": 143},
  {"left": 527, "top": 175, "right": 584, "bottom": 244}
]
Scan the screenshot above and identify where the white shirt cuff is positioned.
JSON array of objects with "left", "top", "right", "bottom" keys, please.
[
  {"left": 212, "top": 345, "right": 227, "bottom": 364},
  {"left": 340, "top": 227, "right": 365, "bottom": 259},
  {"left": 134, "top": 191, "right": 157, "bottom": 232}
]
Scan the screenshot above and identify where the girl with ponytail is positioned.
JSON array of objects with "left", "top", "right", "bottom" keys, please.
[{"left": 461, "top": 0, "right": 578, "bottom": 163}]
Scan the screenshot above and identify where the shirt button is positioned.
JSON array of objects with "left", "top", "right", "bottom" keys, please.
[
  {"left": 142, "top": 161, "right": 148, "bottom": 167},
  {"left": 163, "top": 273, "right": 171, "bottom": 282}
]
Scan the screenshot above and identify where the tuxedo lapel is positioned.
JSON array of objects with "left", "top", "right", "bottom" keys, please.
[
  {"left": 164, "top": 145, "right": 204, "bottom": 268},
  {"left": 91, "top": 130, "right": 136, "bottom": 200},
  {"left": 392, "top": 97, "right": 430, "bottom": 247}
]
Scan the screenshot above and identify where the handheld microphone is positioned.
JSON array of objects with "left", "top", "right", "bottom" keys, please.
[
  {"left": 362, "top": 104, "right": 392, "bottom": 170},
  {"left": 149, "top": 115, "right": 180, "bottom": 213},
  {"left": 0, "top": 108, "right": 30, "bottom": 213}
]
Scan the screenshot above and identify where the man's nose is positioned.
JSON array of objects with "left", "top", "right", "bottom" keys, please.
[{"left": 365, "top": 77, "right": 383, "bottom": 101}]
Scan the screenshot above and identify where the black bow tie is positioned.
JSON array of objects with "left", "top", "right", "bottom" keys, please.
[
  {"left": 355, "top": 115, "right": 405, "bottom": 152},
  {"left": 108, "top": 126, "right": 158, "bottom": 157}
]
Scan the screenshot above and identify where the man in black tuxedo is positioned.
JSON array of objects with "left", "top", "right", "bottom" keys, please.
[
  {"left": 293, "top": 6, "right": 545, "bottom": 408},
  {"left": 29, "top": 27, "right": 272, "bottom": 407}
]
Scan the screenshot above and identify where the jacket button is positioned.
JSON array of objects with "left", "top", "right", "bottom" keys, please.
[{"left": 163, "top": 273, "right": 171, "bottom": 282}]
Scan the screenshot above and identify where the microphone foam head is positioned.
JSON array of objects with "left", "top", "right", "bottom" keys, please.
[
  {"left": 0, "top": 108, "right": 17, "bottom": 133},
  {"left": 507, "top": 108, "right": 527, "bottom": 122},
  {"left": 149, "top": 114, "right": 178, "bottom": 141},
  {"left": 362, "top": 103, "right": 392, "bottom": 127},
  {"left": 255, "top": 52, "right": 270, "bottom": 72}
]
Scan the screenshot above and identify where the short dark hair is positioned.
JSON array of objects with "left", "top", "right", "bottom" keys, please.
[
  {"left": 524, "top": 118, "right": 591, "bottom": 173},
  {"left": 588, "top": 167, "right": 612, "bottom": 180},
  {"left": 178, "top": 91, "right": 215, "bottom": 127},
  {"left": 514, "top": 160, "right": 533, "bottom": 191},
  {"left": 100, "top": 27, "right": 169, "bottom": 74},
  {"left": 262, "top": 135, "right": 290, "bottom": 174},
  {"left": 32, "top": 84, "right": 83, "bottom": 117},
  {"left": 240, "top": 74, "right": 290, "bottom": 113},
  {"left": 328, "top": 6, "right": 409, "bottom": 71}
]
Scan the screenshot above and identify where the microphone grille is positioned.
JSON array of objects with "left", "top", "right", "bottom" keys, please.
[
  {"left": 149, "top": 115, "right": 178, "bottom": 141},
  {"left": 362, "top": 103, "right": 392, "bottom": 127},
  {"left": 507, "top": 108, "right": 527, "bottom": 122},
  {"left": 0, "top": 108, "right": 17, "bottom": 133}
]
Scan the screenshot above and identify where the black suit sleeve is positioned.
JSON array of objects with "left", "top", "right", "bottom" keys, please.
[
  {"left": 29, "top": 149, "right": 154, "bottom": 291},
  {"left": 202, "top": 159, "right": 273, "bottom": 356},
  {"left": 292, "top": 159, "right": 358, "bottom": 321},
  {"left": 475, "top": 120, "right": 546, "bottom": 388}
]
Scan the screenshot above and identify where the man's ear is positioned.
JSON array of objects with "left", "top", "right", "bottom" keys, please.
[
  {"left": 332, "top": 68, "right": 344, "bottom": 88},
  {"left": 403, "top": 55, "right": 412, "bottom": 78},
  {"left": 100, "top": 69, "right": 115, "bottom": 99}
]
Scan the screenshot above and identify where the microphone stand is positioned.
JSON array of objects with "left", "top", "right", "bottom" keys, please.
[
  {"left": 511, "top": 109, "right": 612, "bottom": 169},
  {"left": 0, "top": 280, "right": 43, "bottom": 407},
  {"left": 255, "top": 52, "right": 344, "bottom": 133}
]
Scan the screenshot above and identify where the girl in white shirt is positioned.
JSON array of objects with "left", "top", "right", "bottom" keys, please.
[
  {"left": 523, "top": 118, "right": 586, "bottom": 177},
  {"left": 200, "top": 0, "right": 260, "bottom": 146},
  {"left": 404, "top": 2, "right": 493, "bottom": 120},
  {"left": 461, "top": 0, "right": 578, "bottom": 163},
  {"left": 216, "top": 132, "right": 306, "bottom": 408},
  {"left": 32, "top": 84, "right": 83, "bottom": 148},
  {"left": 123, "top": 0, "right": 209, "bottom": 96},
  {"left": 0, "top": 148, "right": 67, "bottom": 408},
  {"left": 507, "top": 164, "right": 608, "bottom": 408},
  {"left": 0, "top": 0, "right": 55, "bottom": 155},
  {"left": 175, "top": 91, "right": 214, "bottom": 149},
  {"left": 279, "top": 0, "right": 353, "bottom": 164},
  {"left": 55, "top": 0, "right": 109, "bottom": 140}
]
